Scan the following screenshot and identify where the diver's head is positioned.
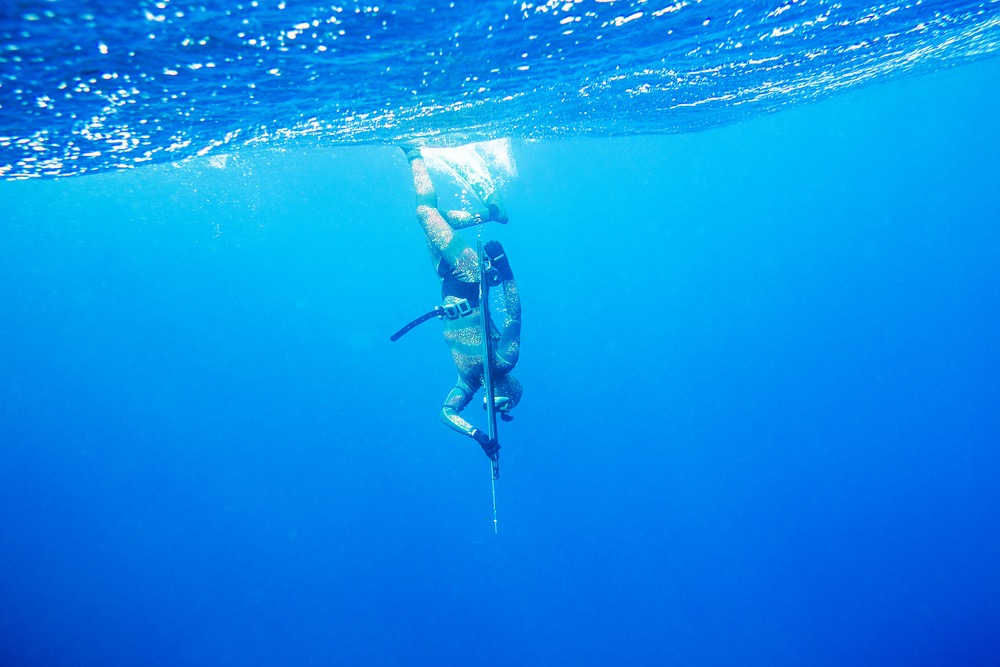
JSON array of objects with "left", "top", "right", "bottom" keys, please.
[{"left": 484, "top": 374, "right": 522, "bottom": 422}]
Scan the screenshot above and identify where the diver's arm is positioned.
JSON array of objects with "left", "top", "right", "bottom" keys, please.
[
  {"left": 440, "top": 380, "right": 480, "bottom": 438},
  {"left": 442, "top": 380, "right": 499, "bottom": 458},
  {"left": 500, "top": 276, "right": 521, "bottom": 327},
  {"left": 485, "top": 276, "right": 521, "bottom": 373}
]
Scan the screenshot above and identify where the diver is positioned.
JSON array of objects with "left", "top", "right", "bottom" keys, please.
[{"left": 397, "top": 147, "right": 522, "bottom": 461}]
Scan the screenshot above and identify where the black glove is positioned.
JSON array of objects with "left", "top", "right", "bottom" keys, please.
[
  {"left": 484, "top": 241, "right": 513, "bottom": 281},
  {"left": 472, "top": 429, "right": 500, "bottom": 459}
]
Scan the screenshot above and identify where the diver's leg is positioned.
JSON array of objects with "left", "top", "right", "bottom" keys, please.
[
  {"left": 484, "top": 190, "right": 508, "bottom": 225},
  {"left": 444, "top": 189, "right": 507, "bottom": 228},
  {"left": 406, "top": 148, "right": 506, "bottom": 228},
  {"left": 442, "top": 191, "right": 507, "bottom": 228},
  {"left": 442, "top": 207, "right": 488, "bottom": 230},
  {"left": 406, "top": 148, "right": 438, "bottom": 210},
  {"left": 407, "top": 150, "right": 479, "bottom": 281},
  {"left": 456, "top": 147, "right": 510, "bottom": 224}
]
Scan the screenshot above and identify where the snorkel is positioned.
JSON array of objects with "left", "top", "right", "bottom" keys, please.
[{"left": 483, "top": 375, "right": 522, "bottom": 421}]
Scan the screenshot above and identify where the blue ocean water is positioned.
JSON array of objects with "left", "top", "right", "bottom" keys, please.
[
  {"left": 2, "top": 2, "right": 1000, "bottom": 666},
  {"left": 3, "top": 0, "right": 1000, "bottom": 177}
]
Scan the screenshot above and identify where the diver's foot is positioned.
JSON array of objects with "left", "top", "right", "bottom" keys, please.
[
  {"left": 485, "top": 191, "right": 509, "bottom": 224},
  {"left": 399, "top": 144, "right": 423, "bottom": 162}
]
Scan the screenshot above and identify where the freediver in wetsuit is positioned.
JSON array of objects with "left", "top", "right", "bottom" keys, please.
[{"left": 402, "top": 147, "right": 522, "bottom": 460}]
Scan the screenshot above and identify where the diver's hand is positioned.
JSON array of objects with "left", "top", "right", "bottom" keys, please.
[
  {"left": 472, "top": 429, "right": 500, "bottom": 459},
  {"left": 484, "top": 241, "right": 513, "bottom": 281}
]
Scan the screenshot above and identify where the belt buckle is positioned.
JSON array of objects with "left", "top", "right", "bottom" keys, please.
[{"left": 441, "top": 298, "right": 472, "bottom": 320}]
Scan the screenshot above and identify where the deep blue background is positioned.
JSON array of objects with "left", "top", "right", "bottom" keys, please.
[{"left": 2, "top": 59, "right": 999, "bottom": 665}]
